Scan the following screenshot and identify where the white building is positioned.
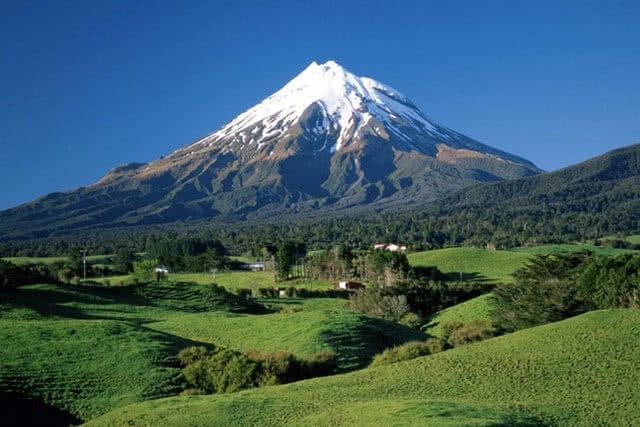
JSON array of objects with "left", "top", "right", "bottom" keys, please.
[{"left": 373, "top": 243, "right": 407, "bottom": 252}]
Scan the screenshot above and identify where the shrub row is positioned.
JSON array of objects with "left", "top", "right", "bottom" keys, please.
[
  {"left": 0, "top": 260, "right": 58, "bottom": 289},
  {"left": 440, "top": 319, "right": 497, "bottom": 348},
  {"left": 237, "top": 287, "right": 351, "bottom": 299},
  {"left": 369, "top": 319, "right": 497, "bottom": 367},
  {"left": 369, "top": 339, "right": 445, "bottom": 367},
  {"left": 493, "top": 252, "right": 640, "bottom": 332},
  {"left": 178, "top": 345, "right": 337, "bottom": 394},
  {"left": 349, "top": 280, "right": 493, "bottom": 326}
]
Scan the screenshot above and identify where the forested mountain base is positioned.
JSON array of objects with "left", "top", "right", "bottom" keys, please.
[{"left": 1, "top": 144, "right": 639, "bottom": 257}]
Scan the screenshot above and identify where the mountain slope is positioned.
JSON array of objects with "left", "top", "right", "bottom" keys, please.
[
  {"left": 442, "top": 142, "right": 640, "bottom": 208},
  {"left": 422, "top": 143, "right": 640, "bottom": 242},
  {"left": 88, "top": 309, "right": 640, "bottom": 426},
  {"left": 0, "top": 61, "right": 538, "bottom": 240}
]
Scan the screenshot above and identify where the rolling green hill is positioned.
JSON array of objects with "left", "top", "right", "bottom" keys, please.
[
  {"left": 0, "top": 319, "right": 190, "bottom": 421},
  {"left": 89, "top": 309, "right": 640, "bottom": 426},
  {"left": 149, "top": 299, "right": 423, "bottom": 372},
  {"left": 0, "top": 282, "right": 421, "bottom": 422},
  {"left": 408, "top": 244, "right": 637, "bottom": 284},
  {"left": 0, "top": 281, "right": 262, "bottom": 420},
  {"left": 424, "top": 293, "right": 495, "bottom": 339},
  {"left": 408, "top": 247, "right": 531, "bottom": 283}
]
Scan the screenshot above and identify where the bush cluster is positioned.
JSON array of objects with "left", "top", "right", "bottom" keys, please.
[
  {"left": 493, "top": 252, "right": 640, "bottom": 332},
  {"left": 369, "top": 319, "right": 498, "bottom": 368},
  {"left": 178, "top": 345, "right": 337, "bottom": 394},
  {"left": 0, "top": 260, "right": 57, "bottom": 289},
  {"left": 441, "top": 319, "right": 496, "bottom": 348},
  {"left": 235, "top": 288, "right": 252, "bottom": 298},
  {"left": 349, "top": 280, "right": 492, "bottom": 325},
  {"left": 369, "top": 339, "right": 445, "bottom": 367}
]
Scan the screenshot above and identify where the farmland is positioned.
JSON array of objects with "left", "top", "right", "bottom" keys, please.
[
  {"left": 408, "top": 244, "right": 637, "bottom": 283},
  {"left": 0, "top": 282, "right": 420, "bottom": 422},
  {"left": 88, "top": 309, "right": 640, "bottom": 426}
]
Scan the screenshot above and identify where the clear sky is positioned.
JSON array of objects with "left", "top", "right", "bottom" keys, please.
[{"left": 1, "top": 0, "right": 639, "bottom": 209}]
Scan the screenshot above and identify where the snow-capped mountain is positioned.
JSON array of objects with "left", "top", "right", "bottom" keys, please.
[
  {"left": 0, "top": 61, "right": 540, "bottom": 239},
  {"left": 161, "top": 60, "right": 534, "bottom": 166},
  {"left": 193, "top": 60, "right": 460, "bottom": 154}
]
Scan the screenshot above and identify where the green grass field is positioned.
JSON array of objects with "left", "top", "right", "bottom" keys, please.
[
  {"left": 89, "top": 309, "right": 640, "bottom": 426},
  {"left": 0, "top": 282, "right": 245, "bottom": 421},
  {"left": 0, "top": 319, "right": 189, "bottom": 421},
  {"left": 408, "top": 247, "right": 531, "bottom": 283},
  {"left": 150, "top": 298, "right": 423, "bottom": 371},
  {"left": 0, "top": 282, "right": 420, "bottom": 422},
  {"left": 424, "top": 293, "right": 495, "bottom": 339},
  {"left": 409, "top": 243, "right": 637, "bottom": 284},
  {"left": 2, "top": 254, "right": 113, "bottom": 266},
  {"left": 627, "top": 235, "right": 640, "bottom": 244}
]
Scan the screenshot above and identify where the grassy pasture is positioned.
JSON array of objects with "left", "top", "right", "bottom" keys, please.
[
  {"left": 408, "top": 243, "right": 637, "bottom": 284},
  {"left": 150, "top": 298, "right": 424, "bottom": 371},
  {"left": 0, "top": 282, "right": 420, "bottom": 422},
  {"left": 0, "top": 281, "right": 252, "bottom": 421},
  {"left": 408, "top": 247, "right": 531, "bottom": 283},
  {"left": 424, "top": 293, "right": 495, "bottom": 339},
  {"left": 89, "top": 309, "right": 640, "bottom": 426},
  {"left": 0, "top": 319, "right": 189, "bottom": 421},
  {"left": 627, "top": 235, "right": 640, "bottom": 244},
  {"left": 2, "top": 254, "right": 113, "bottom": 266}
]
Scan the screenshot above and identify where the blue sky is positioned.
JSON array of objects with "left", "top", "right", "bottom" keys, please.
[{"left": 1, "top": 0, "right": 639, "bottom": 209}]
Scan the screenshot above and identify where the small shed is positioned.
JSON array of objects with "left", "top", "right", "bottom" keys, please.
[{"left": 337, "top": 280, "right": 364, "bottom": 290}]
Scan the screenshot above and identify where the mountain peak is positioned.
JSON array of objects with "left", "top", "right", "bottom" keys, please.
[
  {"left": 305, "top": 59, "right": 345, "bottom": 71},
  {"left": 196, "top": 60, "right": 440, "bottom": 153},
  {"left": 179, "top": 61, "right": 540, "bottom": 165}
]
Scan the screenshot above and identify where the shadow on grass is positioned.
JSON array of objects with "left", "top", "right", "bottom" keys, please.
[
  {"left": 319, "top": 314, "right": 426, "bottom": 372},
  {"left": 425, "top": 401, "right": 548, "bottom": 426},
  {"left": 0, "top": 392, "right": 82, "bottom": 427},
  {"left": 442, "top": 271, "right": 493, "bottom": 283},
  {"left": 0, "top": 281, "right": 270, "bottom": 324},
  {"left": 394, "top": 400, "right": 550, "bottom": 426}
]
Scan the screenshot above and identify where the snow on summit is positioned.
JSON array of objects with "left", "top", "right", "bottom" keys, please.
[{"left": 189, "top": 60, "right": 450, "bottom": 154}]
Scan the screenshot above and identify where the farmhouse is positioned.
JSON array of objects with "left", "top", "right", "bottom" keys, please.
[
  {"left": 337, "top": 280, "right": 364, "bottom": 290},
  {"left": 373, "top": 243, "right": 408, "bottom": 252}
]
